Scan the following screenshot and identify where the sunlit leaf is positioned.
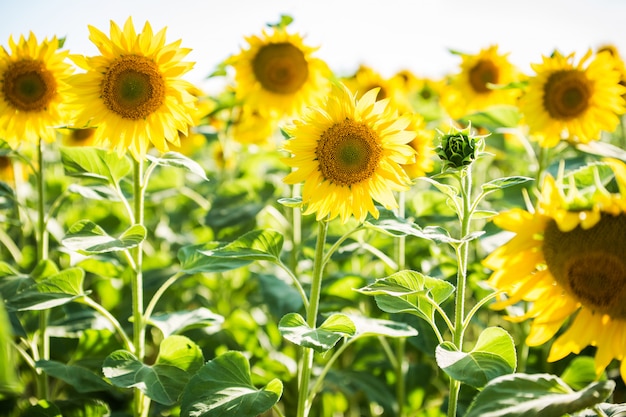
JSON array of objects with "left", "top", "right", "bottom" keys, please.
[
  {"left": 344, "top": 314, "right": 418, "bottom": 339},
  {"left": 279, "top": 313, "right": 356, "bottom": 353},
  {"left": 0, "top": 298, "right": 23, "bottom": 397},
  {"left": 67, "top": 183, "right": 120, "bottom": 201},
  {"left": 561, "top": 356, "right": 605, "bottom": 391},
  {"left": 103, "top": 350, "right": 188, "bottom": 406},
  {"left": 459, "top": 105, "right": 522, "bottom": 130},
  {"left": 62, "top": 221, "right": 146, "bottom": 255},
  {"left": 482, "top": 176, "right": 534, "bottom": 192},
  {"left": 7, "top": 268, "right": 86, "bottom": 311},
  {"left": 148, "top": 308, "right": 224, "bottom": 338},
  {"left": 465, "top": 373, "right": 614, "bottom": 417},
  {"left": 155, "top": 335, "right": 204, "bottom": 375},
  {"left": 60, "top": 146, "right": 131, "bottom": 184},
  {"left": 180, "top": 351, "right": 282, "bottom": 417},
  {"left": 147, "top": 151, "right": 208, "bottom": 181},
  {"left": 435, "top": 327, "right": 516, "bottom": 388}
]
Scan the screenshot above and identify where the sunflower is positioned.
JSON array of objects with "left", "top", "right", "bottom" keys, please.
[
  {"left": 67, "top": 17, "right": 196, "bottom": 161},
  {"left": 0, "top": 32, "right": 73, "bottom": 148},
  {"left": 519, "top": 49, "right": 626, "bottom": 148},
  {"left": 402, "top": 113, "right": 435, "bottom": 179},
  {"left": 440, "top": 45, "right": 522, "bottom": 119},
  {"left": 282, "top": 82, "right": 416, "bottom": 224},
  {"left": 342, "top": 65, "right": 413, "bottom": 114},
  {"left": 59, "top": 127, "right": 97, "bottom": 147},
  {"left": 483, "top": 158, "right": 626, "bottom": 381},
  {"left": 227, "top": 26, "right": 332, "bottom": 119}
]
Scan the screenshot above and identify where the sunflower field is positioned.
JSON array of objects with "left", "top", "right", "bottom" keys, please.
[{"left": 2, "top": 13, "right": 626, "bottom": 417}]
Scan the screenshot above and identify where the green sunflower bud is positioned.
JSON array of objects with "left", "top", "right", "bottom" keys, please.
[{"left": 436, "top": 125, "right": 484, "bottom": 170}]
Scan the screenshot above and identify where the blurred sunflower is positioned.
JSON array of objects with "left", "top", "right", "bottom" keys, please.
[
  {"left": 519, "top": 49, "right": 626, "bottom": 148},
  {"left": 67, "top": 17, "right": 196, "bottom": 161},
  {"left": 282, "top": 82, "right": 416, "bottom": 224},
  {"left": 59, "top": 127, "right": 97, "bottom": 147},
  {"left": 441, "top": 45, "right": 522, "bottom": 119},
  {"left": 343, "top": 64, "right": 412, "bottom": 113},
  {"left": 0, "top": 32, "right": 73, "bottom": 148},
  {"left": 230, "top": 107, "right": 279, "bottom": 147},
  {"left": 0, "top": 155, "right": 15, "bottom": 183},
  {"left": 484, "top": 159, "right": 626, "bottom": 381},
  {"left": 402, "top": 113, "right": 435, "bottom": 179},
  {"left": 227, "top": 26, "right": 331, "bottom": 119}
]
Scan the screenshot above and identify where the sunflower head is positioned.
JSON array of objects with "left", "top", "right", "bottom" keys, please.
[
  {"left": 282, "top": 82, "right": 416, "bottom": 224},
  {"left": 67, "top": 17, "right": 196, "bottom": 161},
  {"left": 402, "top": 113, "right": 435, "bottom": 179},
  {"left": 440, "top": 45, "right": 522, "bottom": 119},
  {"left": 227, "top": 24, "right": 331, "bottom": 119},
  {"left": 484, "top": 159, "right": 626, "bottom": 381},
  {"left": 519, "top": 49, "right": 626, "bottom": 147},
  {"left": 0, "top": 32, "right": 73, "bottom": 147}
]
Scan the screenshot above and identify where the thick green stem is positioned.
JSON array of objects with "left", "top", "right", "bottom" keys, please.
[
  {"left": 395, "top": 191, "right": 407, "bottom": 417},
  {"left": 447, "top": 169, "right": 473, "bottom": 417},
  {"left": 36, "top": 139, "right": 49, "bottom": 400},
  {"left": 131, "top": 159, "right": 149, "bottom": 417},
  {"left": 296, "top": 219, "right": 328, "bottom": 417}
]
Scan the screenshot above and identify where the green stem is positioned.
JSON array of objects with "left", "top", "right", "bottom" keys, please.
[
  {"left": 307, "top": 337, "right": 353, "bottom": 405},
  {"left": 593, "top": 405, "right": 609, "bottom": 417},
  {"left": 447, "top": 169, "right": 473, "bottom": 417},
  {"left": 131, "top": 158, "right": 148, "bottom": 417},
  {"left": 290, "top": 183, "right": 302, "bottom": 273},
  {"left": 81, "top": 296, "right": 134, "bottom": 351},
  {"left": 35, "top": 138, "right": 49, "bottom": 400},
  {"left": 395, "top": 190, "right": 407, "bottom": 417},
  {"left": 296, "top": 219, "right": 329, "bottom": 417},
  {"left": 143, "top": 271, "right": 185, "bottom": 322}
]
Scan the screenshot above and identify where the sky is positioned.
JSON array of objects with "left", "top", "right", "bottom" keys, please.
[{"left": 1, "top": 0, "right": 626, "bottom": 93}]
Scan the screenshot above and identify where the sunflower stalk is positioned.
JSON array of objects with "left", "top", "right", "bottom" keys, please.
[
  {"left": 296, "top": 218, "right": 329, "bottom": 417},
  {"left": 131, "top": 158, "right": 149, "bottom": 417}
]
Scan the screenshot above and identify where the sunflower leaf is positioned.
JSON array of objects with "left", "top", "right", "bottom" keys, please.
[
  {"left": 6, "top": 267, "right": 86, "bottom": 311},
  {"left": 180, "top": 351, "right": 282, "bottom": 417},
  {"left": 464, "top": 373, "right": 615, "bottom": 417},
  {"left": 60, "top": 146, "right": 131, "bottom": 185},
  {"left": 482, "top": 176, "right": 534, "bottom": 192},
  {"left": 356, "top": 270, "right": 454, "bottom": 323},
  {"left": 147, "top": 151, "right": 208, "bottom": 181},
  {"left": 62, "top": 221, "right": 146, "bottom": 255},
  {"left": 279, "top": 313, "right": 355, "bottom": 353},
  {"left": 435, "top": 327, "right": 516, "bottom": 388}
]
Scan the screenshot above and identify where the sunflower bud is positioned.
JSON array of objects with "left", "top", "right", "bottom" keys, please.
[{"left": 436, "top": 125, "right": 483, "bottom": 170}]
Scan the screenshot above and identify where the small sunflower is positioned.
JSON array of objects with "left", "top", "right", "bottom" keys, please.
[
  {"left": 441, "top": 45, "right": 522, "bottom": 119},
  {"left": 67, "top": 17, "right": 196, "bottom": 161},
  {"left": 519, "top": 49, "right": 626, "bottom": 148},
  {"left": 230, "top": 106, "right": 279, "bottom": 147},
  {"left": 59, "top": 127, "right": 97, "bottom": 147},
  {"left": 342, "top": 65, "right": 413, "bottom": 113},
  {"left": 484, "top": 159, "right": 626, "bottom": 381},
  {"left": 227, "top": 26, "right": 332, "bottom": 119},
  {"left": 0, "top": 32, "right": 73, "bottom": 148},
  {"left": 282, "top": 83, "right": 416, "bottom": 224}
]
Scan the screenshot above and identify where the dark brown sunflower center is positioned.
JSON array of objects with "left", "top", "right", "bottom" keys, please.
[
  {"left": 0, "top": 156, "right": 11, "bottom": 170},
  {"left": 543, "top": 70, "right": 591, "bottom": 120},
  {"left": 316, "top": 119, "right": 382, "bottom": 187},
  {"left": 252, "top": 42, "right": 309, "bottom": 94},
  {"left": 71, "top": 128, "right": 96, "bottom": 143},
  {"left": 2, "top": 59, "right": 56, "bottom": 112},
  {"left": 543, "top": 213, "right": 626, "bottom": 318},
  {"left": 101, "top": 55, "right": 165, "bottom": 120},
  {"left": 469, "top": 59, "right": 499, "bottom": 93}
]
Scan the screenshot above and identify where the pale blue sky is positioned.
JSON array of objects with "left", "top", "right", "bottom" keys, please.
[{"left": 1, "top": 0, "right": 625, "bottom": 92}]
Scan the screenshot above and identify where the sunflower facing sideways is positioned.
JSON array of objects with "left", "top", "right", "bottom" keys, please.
[
  {"left": 282, "top": 82, "right": 416, "bottom": 224},
  {"left": 483, "top": 158, "right": 626, "bottom": 382},
  {"left": 227, "top": 25, "right": 332, "bottom": 119},
  {"left": 0, "top": 32, "right": 73, "bottom": 148},
  {"left": 519, "top": 49, "right": 626, "bottom": 148},
  {"left": 67, "top": 17, "right": 196, "bottom": 161},
  {"left": 440, "top": 45, "right": 522, "bottom": 119}
]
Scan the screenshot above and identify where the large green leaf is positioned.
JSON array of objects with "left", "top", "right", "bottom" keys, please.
[
  {"left": 178, "top": 229, "right": 283, "bottom": 274},
  {"left": 279, "top": 313, "right": 356, "bottom": 353},
  {"left": 481, "top": 176, "right": 534, "bottom": 192},
  {"left": 344, "top": 314, "right": 418, "bottom": 339},
  {"left": 465, "top": 373, "right": 614, "bottom": 417},
  {"left": 147, "top": 151, "right": 208, "bottom": 181},
  {"left": 459, "top": 104, "right": 522, "bottom": 130},
  {"left": 148, "top": 308, "right": 224, "bottom": 338},
  {"left": 60, "top": 146, "right": 131, "bottom": 184},
  {"left": 103, "top": 350, "right": 189, "bottom": 406},
  {"left": 155, "top": 335, "right": 204, "bottom": 375},
  {"left": 6, "top": 267, "right": 86, "bottom": 311},
  {"left": 35, "top": 360, "right": 112, "bottom": 393},
  {"left": 62, "top": 220, "right": 146, "bottom": 255},
  {"left": 180, "top": 351, "right": 282, "bottom": 417},
  {"left": 356, "top": 270, "right": 454, "bottom": 323},
  {"left": 561, "top": 356, "right": 604, "bottom": 391},
  {"left": 435, "top": 327, "right": 516, "bottom": 388}
]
